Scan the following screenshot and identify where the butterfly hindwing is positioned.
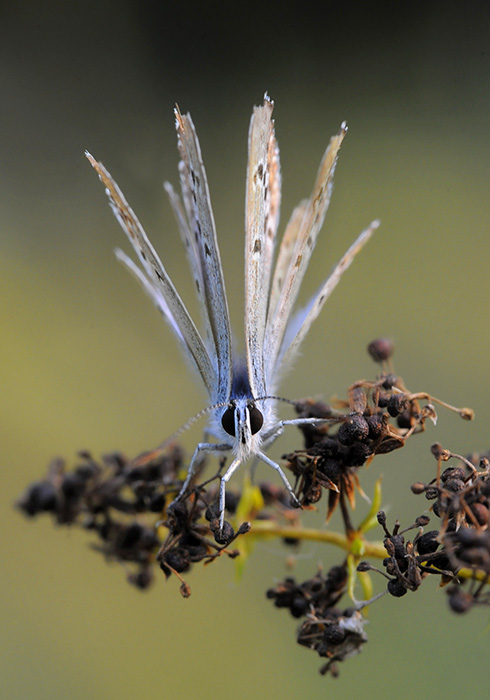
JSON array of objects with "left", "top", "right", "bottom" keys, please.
[
  {"left": 264, "top": 123, "right": 348, "bottom": 384},
  {"left": 279, "top": 219, "right": 379, "bottom": 369}
]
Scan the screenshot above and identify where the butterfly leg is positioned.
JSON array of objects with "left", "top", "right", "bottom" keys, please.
[
  {"left": 218, "top": 457, "right": 243, "bottom": 531},
  {"left": 174, "top": 441, "right": 230, "bottom": 504},
  {"left": 256, "top": 450, "right": 302, "bottom": 510},
  {"left": 254, "top": 416, "right": 338, "bottom": 513},
  {"left": 261, "top": 416, "right": 335, "bottom": 444}
]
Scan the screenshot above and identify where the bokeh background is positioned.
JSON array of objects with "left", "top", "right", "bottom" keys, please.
[{"left": 2, "top": 2, "right": 490, "bottom": 698}]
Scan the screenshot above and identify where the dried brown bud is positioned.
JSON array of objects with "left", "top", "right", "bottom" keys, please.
[
  {"left": 367, "top": 338, "right": 394, "bottom": 363},
  {"left": 180, "top": 582, "right": 192, "bottom": 598},
  {"left": 459, "top": 408, "right": 474, "bottom": 421}
]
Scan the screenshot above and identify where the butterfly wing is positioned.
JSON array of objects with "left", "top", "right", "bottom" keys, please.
[
  {"left": 278, "top": 219, "right": 379, "bottom": 370},
  {"left": 175, "top": 109, "right": 232, "bottom": 404},
  {"left": 264, "top": 122, "right": 348, "bottom": 390},
  {"left": 245, "top": 95, "right": 281, "bottom": 399},
  {"left": 86, "top": 151, "right": 216, "bottom": 397},
  {"left": 163, "top": 180, "right": 215, "bottom": 360},
  {"left": 267, "top": 200, "right": 307, "bottom": 330}
]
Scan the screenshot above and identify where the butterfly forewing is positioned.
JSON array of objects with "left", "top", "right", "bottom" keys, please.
[
  {"left": 175, "top": 109, "right": 232, "bottom": 404},
  {"left": 86, "top": 152, "right": 216, "bottom": 396},
  {"left": 164, "top": 181, "right": 215, "bottom": 356},
  {"left": 115, "top": 248, "right": 185, "bottom": 345},
  {"left": 245, "top": 96, "right": 281, "bottom": 399}
]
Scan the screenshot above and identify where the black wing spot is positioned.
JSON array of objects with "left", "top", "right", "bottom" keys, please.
[{"left": 190, "top": 169, "right": 200, "bottom": 187}]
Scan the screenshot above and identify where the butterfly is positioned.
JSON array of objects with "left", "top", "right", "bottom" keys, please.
[{"left": 86, "top": 94, "right": 379, "bottom": 532}]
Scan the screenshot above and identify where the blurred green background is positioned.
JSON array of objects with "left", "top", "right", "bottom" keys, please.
[{"left": 2, "top": 2, "right": 490, "bottom": 698}]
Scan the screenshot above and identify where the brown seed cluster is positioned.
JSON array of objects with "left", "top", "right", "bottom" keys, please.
[
  {"left": 409, "top": 447, "right": 490, "bottom": 612},
  {"left": 267, "top": 566, "right": 367, "bottom": 677},
  {"left": 16, "top": 446, "right": 252, "bottom": 594},
  {"left": 286, "top": 367, "right": 440, "bottom": 526},
  {"left": 17, "top": 448, "right": 183, "bottom": 589}
]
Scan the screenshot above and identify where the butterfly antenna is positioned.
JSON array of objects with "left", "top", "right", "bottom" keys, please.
[
  {"left": 254, "top": 394, "right": 346, "bottom": 423},
  {"left": 131, "top": 401, "right": 230, "bottom": 466},
  {"left": 254, "top": 394, "right": 327, "bottom": 409},
  {"left": 255, "top": 394, "right": 300, "bottom": 407}
]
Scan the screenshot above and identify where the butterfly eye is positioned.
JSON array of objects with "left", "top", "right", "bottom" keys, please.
[
  {"left": 248, "top": 403, "right": 264, "bottom": 435},
  {"left": 221, "top": 406, "right": 236, "bottom": 437}
]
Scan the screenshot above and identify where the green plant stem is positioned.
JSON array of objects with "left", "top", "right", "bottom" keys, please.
[{"left": 249, "top": 520, "right": 387, "bottom": 558}]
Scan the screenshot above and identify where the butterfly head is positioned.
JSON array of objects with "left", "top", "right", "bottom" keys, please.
[{"left": 219, "top": 398, "right": 264, "bottom": 456}]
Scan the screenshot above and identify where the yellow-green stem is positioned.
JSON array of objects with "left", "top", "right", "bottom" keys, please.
[{"left": 249, "top": 520, "right": 386, "bottom": 558}]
